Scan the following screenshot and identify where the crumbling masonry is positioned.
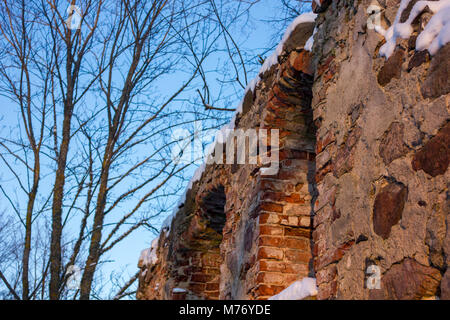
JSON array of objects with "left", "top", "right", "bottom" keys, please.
[{"left": 137, "top": 0, "right": 449, "bottom": 300}]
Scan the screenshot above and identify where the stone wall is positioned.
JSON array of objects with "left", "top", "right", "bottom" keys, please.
[
  {"left": 137, "top": 0, "right": 449, "bottom": 300},
  {"left": 311, "top": 0, "right": 449, "bottom": 299}
]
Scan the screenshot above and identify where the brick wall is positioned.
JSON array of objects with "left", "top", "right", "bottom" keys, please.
[{"left": 137, "top": 20, "right": 317, "bottom": 300}]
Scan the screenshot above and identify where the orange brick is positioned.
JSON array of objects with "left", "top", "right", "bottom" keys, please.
[
  {"left": 258, "top": 260, "right": 286, "bottom": 272},
  {"left": 257, "top": 247, "right": 283, "bottom": 260},
  {"left": 259, "top": 213, "right": 281, "bottom": 224},
  {"left": 284, "top": 227, "right": 310, "bottom": 238},
  {"left": 258, "top": 235, "right": 283, "bottom": 247},
  {"left": 285, "top": 249, "right": 312, "bottom": 264},
  {"left": 206, "top": 282, "right": 220, "bottom": 291},
  {"left": 254, "top": 284, "right": 285, "bottom": 297},
  {"left": 283, "top": 237, "right": 310, "bottom": 250},
  {"left": 188, "top": 282, "right": 205, "bottom": 294},
  {"left": 284, "top": 193, "right": 303, "bottom": 203},
  {"left": 191, "top": 273, "right": 215, "bottom": 283},
  {"left": 206, "top": 291, "right": 220, "bottom": 299},
  {"left": 259, "top": 225, "right": 283, "bottom": 236},
  {"left": 284, "top": 263, "right": 309, "bottom": 274},
  {"left": 256, "top": 272, "right": 285, "bottom": 285},
  {"left": 202, "top": 253, "right": 221, "bottom": 268},
  {"left": 260, "top": 202, "right": 284, "bottom": 213},
  {"left": 290, "top": 51, "right": 313, "bottom": 75}
]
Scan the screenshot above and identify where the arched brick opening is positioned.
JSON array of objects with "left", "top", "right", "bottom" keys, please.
[
  {"left": 201, "top": 186, "right": 227, "bottom": 234},
  {"left": 250, "top": 48, "right": 318, "bottom": 299},
  {"left": 170, "top": 185, "right": 227, "bottom": 300}
]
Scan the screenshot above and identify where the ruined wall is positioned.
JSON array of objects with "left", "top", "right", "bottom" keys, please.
[
  {"left": 137, "top": 0, "right": 449, "bottom": 300},
  {"left": 137, "top": 20, "right": 317, "bottom": 300},
  {"left": 311, "top": 0, "right": 449, "bottom": 299}
]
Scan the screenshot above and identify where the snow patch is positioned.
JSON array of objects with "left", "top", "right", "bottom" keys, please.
[
  {"left": 268, "top": 277, "right": 318, "bottom": 300},
  {"left": 376, "top": 0, "right": 450, "bottom": 57},
  {"left": 417, "top": 5, "right": 450, "bottom": 55},
  {"left": 138, "top": 236, "right": 159, "bottom": 268},
  {"left": 260, "top": 12, "right": 317, "bottom": 74},
  {"left": 305, "top": 27, "right": 317, "bottom": 51},
  {"left": 172, "top": 288, "right": 187, "bottom": 293}
]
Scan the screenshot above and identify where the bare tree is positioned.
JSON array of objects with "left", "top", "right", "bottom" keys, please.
[{"left": 0, "top": 0, "right": 263, "bottom": 300}]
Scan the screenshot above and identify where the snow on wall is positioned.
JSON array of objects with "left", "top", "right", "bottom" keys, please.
[
  {"left": 305, "top": 27, "right": 317, "bottom": 52},
  {"left": 268, "top": 277, "right": 318, "bottom": 300},
  {"left": 376, "top": 0, "right": 450, "bottom": 58},
  {"left": 260, "top": 11, "right": 317, "bottom": 74},
  {"left": 138, "top": 236, "right": 159, "bottom": 268}
]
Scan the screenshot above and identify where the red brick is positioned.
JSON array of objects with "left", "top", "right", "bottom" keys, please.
[
  {"left": 204, "top": 267, "right": 220, "bottom": 275},
  {"left": 202, "top": 253, "right": 221, "bottom": 268},
  {"left": 313, "top": 205, "right": 332, "bottom": 228},
  {"left": 256, "top": 272, "right": 285, "bottom": 285},
  {"left": 283, "top": 237, "right": 310, "bottom": 250},
  {"left": 312, "top": 223, "right": 326, "bottom": 243},
  {"left": 259, "top": 213, "right": 281, "bottom": 224},
  {"left": 317, "top": 55, "right": 334, "bottom": 77},
  {"left": 205, "top": 282, "right": 219, "bottom": 291},
  {"left": 261, "top": 191, "right": 302, "bottom": 204},
  {"left": 172, "top": 292, "right": 187, "bottom": 300},
  {"left": 258, "top": 260, "right": 286, "bottom": 272},
  {"left": 284, "top": 227, "right": 310, "bottom": 238},
  {"left": 315, "top": 241, "right": 354, "bottom": 270},
  {"left": 206, "top": 291, "right": 219, "bottom": 299},
  {"left": 188, "top": 282, "right": 206, "bottom": 294},
  {"left": 316, "top": 131, "right": 335, "bottom": 154},
  {"left": 260, "top": 202, "right": 284, "bottom": 213},
  {"left": 290, "top": 51, "right": 313, "bottom": 75},
  {"left": 259, "top": 225, "right": 283, "bottom": 236},
  {"left": 254, "top": 284, "right": 285, "bottom": 297},
  {"left": 315, "top": 162, "right": 333, "bottom": 183},
  {"left": 284, "top": 263, "right": 309, "bottom": 274},
  {"left": 258, "top": 235, "right": 283, "bottom": 247},
  {"left": 191, "top": 273, "right": 215, "bottom": 283},
  {"left": 285, "top": 249, "right": 312, "bottom": 264},
  {"left": 257, "top": 247, "right": 284, "bottom": 260}
]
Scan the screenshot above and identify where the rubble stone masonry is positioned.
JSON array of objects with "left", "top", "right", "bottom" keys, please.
[{"left": 137, "top": 0, "right": 449, "bottom": 300}]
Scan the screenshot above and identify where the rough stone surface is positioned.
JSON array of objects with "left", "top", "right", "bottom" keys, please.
[
  {"left": 373, "top": 181, "right": 408, "bottom": 239},
  {"left": 310, "top": 0, "right": 449, "bottom": 300},
  {"left": 411, "top": 122, "right": 450, "bottom": 177},
  {"left": 381, "top": 259, "right": 442, "bottom": 300},
  {"left": 377, "top": 48, "right": 405, "bottom": 86},
  {"left": 379, "top": 122, "right": 409, "bottom": 165},
  {"left": 421, "top": 43, "right": 450, "bottom": 99}
]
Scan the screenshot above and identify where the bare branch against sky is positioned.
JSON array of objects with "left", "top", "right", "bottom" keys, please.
[{"left": 0, "top": 0, "right": 304, "bottom": 300}]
